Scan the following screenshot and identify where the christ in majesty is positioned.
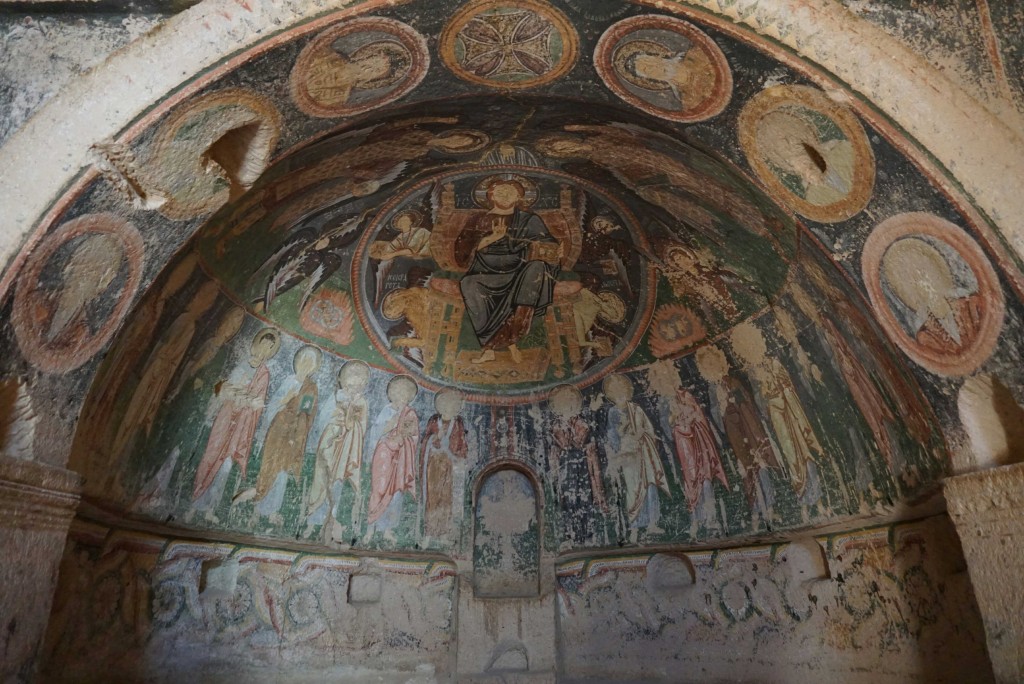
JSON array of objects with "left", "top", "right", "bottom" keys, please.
[{"left": 456, "top": 179, "right": 562, "bottom": 365}]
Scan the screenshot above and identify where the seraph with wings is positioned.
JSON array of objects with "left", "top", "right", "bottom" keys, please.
[{"left": 252, "top": 209, "right": 372, "bottom": 311}]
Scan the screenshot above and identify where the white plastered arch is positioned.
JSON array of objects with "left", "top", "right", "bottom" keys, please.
[{"left": 0, "top": 0, "right": 1022, "bottom": 299}]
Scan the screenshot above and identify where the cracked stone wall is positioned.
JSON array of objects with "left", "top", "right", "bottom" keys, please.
[
  {"left": 837, "top": 0, "right": 1024, "bottom": 131},
  {"left": 556, "top": 515, "right": 992, "bottom": 683},
  {"left": 40, "top": 515, "right": 991, "bottom": 682},
  {"left": 0, "top": 11, "right": 168, "bottom": 147}
]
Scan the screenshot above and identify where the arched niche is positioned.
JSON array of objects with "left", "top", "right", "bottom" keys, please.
[{"left": 472, "top": 465, "right": 541, "bottom": 598}]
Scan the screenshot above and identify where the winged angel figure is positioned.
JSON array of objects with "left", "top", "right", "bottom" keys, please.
[{"left": 251, "top": 209, "right": 373, "bottom": 312}]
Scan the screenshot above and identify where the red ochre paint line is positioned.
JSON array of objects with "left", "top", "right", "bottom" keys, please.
[{"left": 975, "top": 0, "right": 1016, "bottom": 106}]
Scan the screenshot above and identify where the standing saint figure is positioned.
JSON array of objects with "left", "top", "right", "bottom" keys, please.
[
  {"left": 304, "top": 361, "right": 370, "bottom": 541},
  {"left": 603, "top": 374, "right": 669, "bottom": 544},
  {"left": 167, "top": 307, "right": 247, "bottom": 402},
  {"left": 112, "top": 280, "right": 220, "bottom": 463},
  {"left": 242, "top": 345, "right": 322, "bottom": 526},
  {"left": 670, "top": 386, "right": 729, "bottom": 535},
  {"left": 190, "top": 328, "right": 280, "bottom": 523},
  {"left": 419, "top": 389, "right": 469, "bottom": 543},
  {"left": 548, "top": 385, "right": 607, "bottom": 548},
  {"left": 79, "top": 252, "right": 196, "bottom": 476},
  {"left": 723, "top": 375, "right": 781, "bottom": 524},
  {"left": 730, "top": 322, "right": 831, "bottom": 520},
  {"left": 696, "top": 344, "right": 781, "bottom": 527},
  {"left": 820, "top": 316, "right": 898, "bottom": 470},
  {"left": 456, "top": 179, "right": 562, "bottom": 365},
  {"left": 365, "top": 376, "right": 420, "bottom": 543},
  {"left": 760, "top": 357, "right": 827, "bottom": 516}
]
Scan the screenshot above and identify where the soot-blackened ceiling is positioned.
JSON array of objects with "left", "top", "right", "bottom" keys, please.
[{"left": 3, "top": 0, "right": 1022, "bottom": 559}]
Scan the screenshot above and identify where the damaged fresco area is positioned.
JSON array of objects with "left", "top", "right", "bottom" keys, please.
[
  {"left": 37, "top": 516, "right": 992, "bottom": 683},
  {"left": 473, "top": 468, "right": 540, "bottom": 598},
  {"left": 556, "top": 517, "right": 992, "bottom": 683},
  {"left": 41, "top": 521, "right": 456, "bottom": 683}
]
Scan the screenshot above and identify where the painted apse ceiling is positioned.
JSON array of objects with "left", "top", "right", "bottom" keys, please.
[{"left": 4, "top": 0, "right": 1023, "bottom": 561}]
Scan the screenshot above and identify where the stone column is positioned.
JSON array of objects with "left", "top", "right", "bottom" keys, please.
[
  {"left": 0, "top": 455, "right": 81, "bottom": 683},
  {"left": 945, "top": 463, "right": 1024, "bottom": 684}
]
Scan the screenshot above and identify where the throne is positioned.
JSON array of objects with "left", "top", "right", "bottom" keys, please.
[{"left": 386, "top": 181, "right": 593, "bottom": 385}]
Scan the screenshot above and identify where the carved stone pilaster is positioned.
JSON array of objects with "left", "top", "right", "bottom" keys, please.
[
  {"left": 0, "top": 455, "right": 81, "bottom": 683},
  {"left": 945, "top": 463, "right": 1024, "bottom": 684}
]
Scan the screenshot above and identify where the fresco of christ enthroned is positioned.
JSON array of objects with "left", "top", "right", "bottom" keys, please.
[{"left": 377, "top": 171, "right": 588, "bottom": 387}]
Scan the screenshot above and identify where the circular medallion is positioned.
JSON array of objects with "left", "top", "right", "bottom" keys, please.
[
  {"left": 594, "top": 15, "right": 732, "bottom": 123},
  {"left": 12, "top": 213, "right": 144, "bottom": 373},
  {"left": 649, "top": 303, "right": 706, "bottom": 359},
  {"left": 352, "top": 167, "right": 655, "bottom": 403},
  {"left": 153, "top": 89, "right": 282, "bottom": 220},
  {"left": 739, "top": 85, "right": 875, "bottom": 223},
  {"left": 290, "top": 17, "right": 429, "bottom": 118},
  {"left": 439, "top": 0, "right": 579, "bottom": 90},
  {"left": 862, "top": 212, "right": 1004, "bottom": 376}
]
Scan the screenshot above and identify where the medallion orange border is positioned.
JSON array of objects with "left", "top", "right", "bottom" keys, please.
[
  {"left": 153, "top": 88, "right": 283, "bottom": 220},
  {"left": 12, "top": 213, "right": 145, "bottom": 374},
  {"left": 594, "top": 14, "right": 733, "bottom": 124},
  {"left": 738, "top": 84, "right": 875, "bottom": 224},
  {"left": 290, "top": 16, "right": 430, "bottom": 119},
  {"left": 862, "top": 212, "right": 1005, "bottom": 376},
  {"left": 439, "top": 0, "right": 579, "bottom": 90}
]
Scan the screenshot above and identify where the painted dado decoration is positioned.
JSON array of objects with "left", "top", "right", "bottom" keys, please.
[
  {"left": 43, "top": 518, "right": 988, "bottom": 682},
  {"left": 0, "top": 0, "right": 1015, "bottom": 570}
]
